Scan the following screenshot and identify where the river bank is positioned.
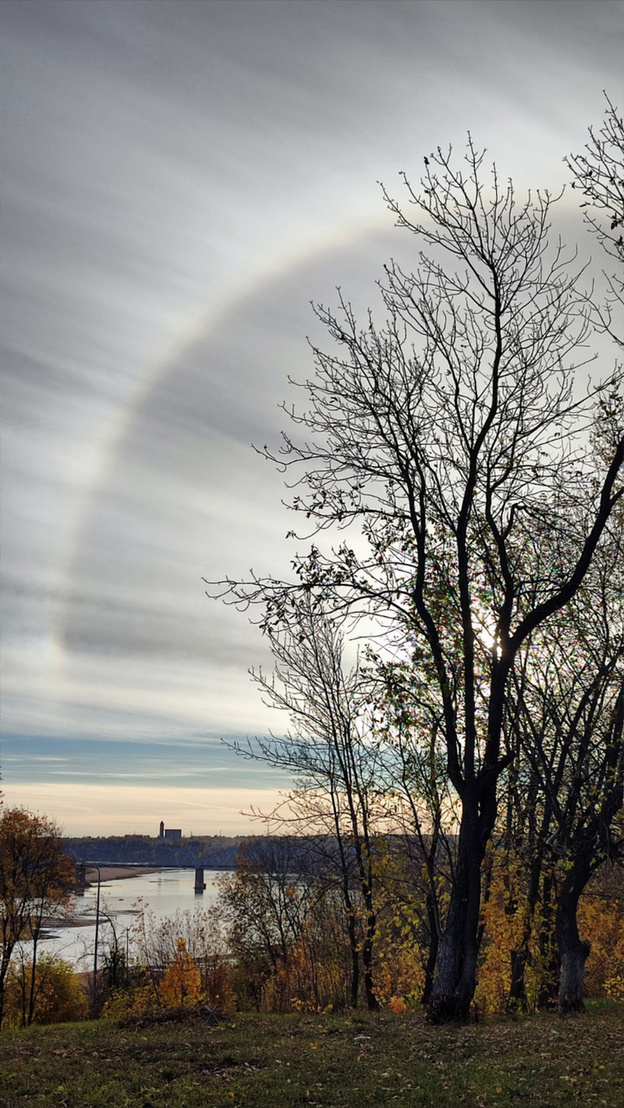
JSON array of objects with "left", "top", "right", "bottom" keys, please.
[
  {"left": 43, "top": 869, "right": 165, "bottom": 931},
  {"left": 83, "top": 866, "right": 162, "bottom": 884},
  {"left": 37, "top": 868, "right": 225, "bottom": 967}
]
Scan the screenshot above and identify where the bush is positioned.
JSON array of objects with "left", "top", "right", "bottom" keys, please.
[{"left": 4, "top": 956, "right": 88, "bottom": 1027}]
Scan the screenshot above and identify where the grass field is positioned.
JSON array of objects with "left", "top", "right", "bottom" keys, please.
[{"left": 1, "top": 1002, "right": 623, "bottom": 1108}]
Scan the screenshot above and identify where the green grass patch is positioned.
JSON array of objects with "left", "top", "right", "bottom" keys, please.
[{"left": 1, "top": 1004, "right": 623, "bottom": 1107}]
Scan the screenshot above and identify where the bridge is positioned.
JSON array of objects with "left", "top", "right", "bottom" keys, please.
[{"left": 75, "top": 859, "right": 207, "bottom": 894}]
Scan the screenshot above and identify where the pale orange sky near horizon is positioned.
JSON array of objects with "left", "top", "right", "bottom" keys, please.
[{"left": 1, "top": 782, "right": 287, "bottom": 837}]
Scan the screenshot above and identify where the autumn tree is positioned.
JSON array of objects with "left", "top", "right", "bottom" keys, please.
[
  {"left": 489, "top": 740, "right": 562, "bottom": 1011},
  {"left": 372, "top": 650, "right": 455, "bottom": 1006},
  {"left": 515, "top": 96, "right": 624, "bottom": 1013},
  {"left": 4, "top": 954, "right": 88, "bottom": 1028},
  {"left": 159, "top": 938, "right": 203, "bottom": 1008},
  {"left": 507, "top": 481, "right": 624, "bottom": 1013},
  {"left": 214, "top": 839, "right": 316, "bottom": 1010},
  {"left": 216, "top": 138, "right": 624, "bottom": 1022},
  {"left": 0, "top": 807, "right": 75, "bottom": 1028},
  {"left": 489, "top": 413, "right": 624, "bottom": 1016}
]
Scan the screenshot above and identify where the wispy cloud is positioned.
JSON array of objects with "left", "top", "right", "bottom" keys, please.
[{"left": 2, "top": 0, "right": 621, "bottom": 831}]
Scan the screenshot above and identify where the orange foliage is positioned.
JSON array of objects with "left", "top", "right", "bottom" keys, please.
[
  {"left": 475, "top": 853, "right": 528, "bottom": 1014},
  {"left": 159, "top": 938, "right": 202, "bottom": 1008},
  {"left": 475, "top": 855, "right": 624, "bottom": 1013},
  {"left": 102, "top": 854, "right": 624, "bottom": 1021},
  {"left": 578, "top": 870, "right": 624, "bottom": 1000}
]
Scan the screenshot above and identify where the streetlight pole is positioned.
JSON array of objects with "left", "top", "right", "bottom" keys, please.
[{"left": 85, "top": 864, "right": 102, "bottom": 1019}]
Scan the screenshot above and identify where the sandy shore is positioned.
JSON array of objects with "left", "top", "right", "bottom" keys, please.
[
  {"left": 38, "top": 869, "right": 164, "bottom": 931},
  {"left": 84, "top": 866, "right": 162, "bottom": 884}
]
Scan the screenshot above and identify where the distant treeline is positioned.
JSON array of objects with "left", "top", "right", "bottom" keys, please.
[
  {"left": 62, "top": 834, "right": 260, "bottom": 870},
  {"left": 62, "top": 833, "right": 413, "bottom": 873}
]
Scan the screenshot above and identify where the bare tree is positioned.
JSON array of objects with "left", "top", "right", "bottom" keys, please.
[
  {"left": 234, "top": 597, "right": 383, "bottom": 1010},
  {"left": 213, "top": 139, "right": 624, "bottom": 1021},
  {"left": 567, "top": 94, "right": 624, "bottom": 342}
]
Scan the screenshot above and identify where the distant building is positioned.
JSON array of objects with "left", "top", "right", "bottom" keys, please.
[
  {"left": 164, "top": 828, "right": 182, "bottom": 840},
  {"left": 159, "top": 820, "right": 165, "bottom": 839}
]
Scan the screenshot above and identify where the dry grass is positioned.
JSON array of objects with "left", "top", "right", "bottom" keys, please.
[{"left": 1, "top": 1001, "right": 623, "bottom": 1107}]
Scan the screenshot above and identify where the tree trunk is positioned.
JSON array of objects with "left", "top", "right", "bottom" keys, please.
[
  {"left": 362, "top": 907, "right": 379, "bottom": 1011},
  {"left": 555, "top": 849, "right": 593, "bottom": 1016},
  {"left": 509, "top": 948, "right": 529, "bottom": 1012},
  {"left": 346, "top": 907, "right": 359, "bottom": 1006},
  {"left": 420, "top": 892, "right": 440, "bottom": 1007},
  {"left": 352, "top": 833, "right": 379, "bottom": 1011},
  {"left": 427, "top": 799, "right": 484, "bottom": 1023},
  {"left": 0, "top": 944, "right": 16, "bottom": 1031},
  {"left": 508, "top": 845, "right": 550, "bottom": 1013},
  {"left": 558, "top": 930, "right": 590, "bottom": 1015},
  {"left": 537, "top": 869, "right": 560, "bottom": 1010},
  {"left": 27, "top": 925, "right": 40, "bottom": 1026}
]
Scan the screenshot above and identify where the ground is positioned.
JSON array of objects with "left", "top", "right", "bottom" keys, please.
[{"left": 1, "top": 1003, "right": 623, "bottom": 1107}]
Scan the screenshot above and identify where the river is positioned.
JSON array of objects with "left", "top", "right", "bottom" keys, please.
[{"left": 39, "top": 868, "right": 226, "bottom": 970}]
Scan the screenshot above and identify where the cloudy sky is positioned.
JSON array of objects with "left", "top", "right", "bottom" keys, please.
[{"left": 1, "top": 0, "right": 622, "bottom": 835}]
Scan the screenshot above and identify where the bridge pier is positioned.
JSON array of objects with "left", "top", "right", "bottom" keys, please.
[{"left": 194, "top": 867, "right": 205, "bottom": 894}]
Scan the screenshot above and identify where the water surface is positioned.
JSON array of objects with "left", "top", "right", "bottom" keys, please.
[{"left": 39, "top": 868, "right": 225, "bottom": 970}]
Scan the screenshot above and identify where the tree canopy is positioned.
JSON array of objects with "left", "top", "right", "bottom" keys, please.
[{"left": 0, "top": 807, "right": 75, "bottom": 1028}]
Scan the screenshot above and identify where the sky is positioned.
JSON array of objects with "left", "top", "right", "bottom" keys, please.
[{"left": 1, "top": 0, "right": 623, "bottom": 835}]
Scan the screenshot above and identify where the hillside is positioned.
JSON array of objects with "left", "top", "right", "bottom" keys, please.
[{"left": 1, "top": 1004, "right": 623, "bottom": 1107}]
